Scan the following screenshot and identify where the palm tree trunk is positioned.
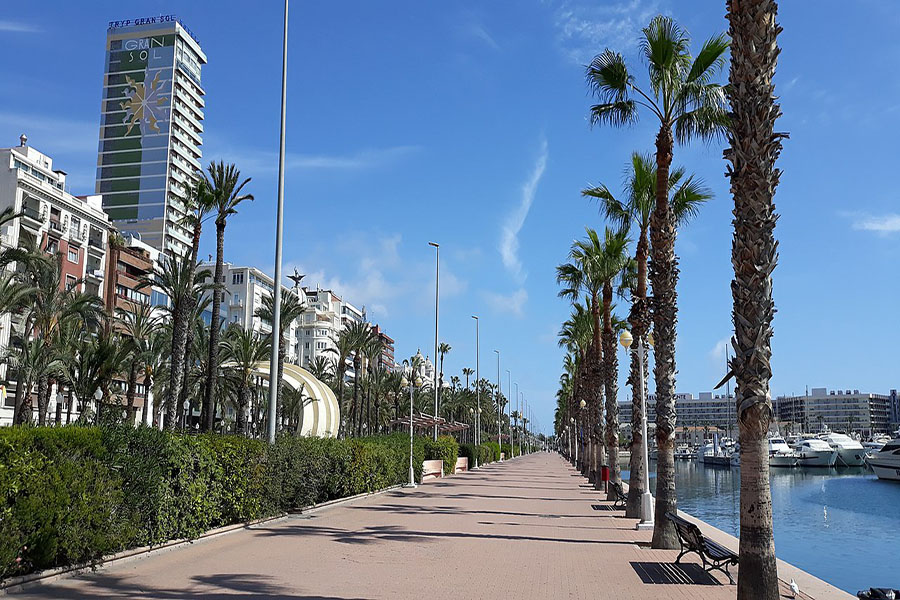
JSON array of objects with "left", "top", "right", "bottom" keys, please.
[
  {"left": 204, "top": 221, "right": 226, "bottom": 432},
  {"left": 66, "top": 387, "right": 74, "bottom": 425},
  {"left": 726, "top": 1, "right": 784, "bottom": 596},
  {"left": 36, "top": 373, "right": 49, "bottom": 426},
  {"left": 276, "top": 336, "right": 286, "bottom": 433},
  {"left": 126, "top": 360, "right": 138, "bottom": 424},
  {"left": 626, "top": 228, "right": 651, "bottom": 517},
  {"left": 141, "top": 373, "right": 152, "bottom": 426},
  {"left": 650, "top": 124, "right": 680, "bottom": 550},
  {"left": 12, "top": 369, "right": 24, "bottom": 424},
  {"left": 603, "top": 283, "right": 621, "bottom": 500},
  {"left": 166, "top": 293, "right": 190, "bottom": 431},
  {"left": 353, "top": 357, "right": 362, "bottom": 436},
  {"left": 236, "top": 381, "right": 248, "bottom": 435}
]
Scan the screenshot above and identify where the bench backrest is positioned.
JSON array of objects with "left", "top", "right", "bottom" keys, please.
[
  {"left": 666, "top": 513, "right": 704, "bottom": 550},
  {"left": 610, "top": 481, "right": 625, "bottom": 497}
]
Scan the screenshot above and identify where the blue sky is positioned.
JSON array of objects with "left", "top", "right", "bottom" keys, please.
[{"left": 2, "top": 1, "right": 899, "bottom": 433}]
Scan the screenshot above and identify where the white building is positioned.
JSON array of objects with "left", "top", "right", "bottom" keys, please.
[
  {"left": 0, "top": 137, "right": 112, "bottom": 424},
  {"left": 618, "top": 391, "right": 737, "bottom": 434},
  {"left": 775, "top": 387, "right": 892, "bottom": 435}
]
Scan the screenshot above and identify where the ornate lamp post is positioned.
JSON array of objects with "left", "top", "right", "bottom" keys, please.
[
  {"left": 401, "top": 359, "right": 423, "bottom": 488},
  {"left": 619, "top": 329, "right": 655, "bottom": 531}
]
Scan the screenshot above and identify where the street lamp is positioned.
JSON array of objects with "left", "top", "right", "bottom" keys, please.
[
  {"left": 401, "top": 364, "right": 423, "bottom": 488},
  {"left": 468, "top": 407, "right": 475, "bottom": 445},
  {"left": 506, "top": 369, "right": 511, "bottom": 456},
  {"left": 471, "top": 315, "right": 480, "bottom": 468},
  {"left": 266, "top": 0, "right": 290, "bottom": 445},
  {"left": 429, "top": 241, "right": 439, "bottom": 441},
  {"left": 494, "top": 350, "right": 502, "bottom": 461},
  {"left": 620, "top": 328, "right": 654, "bottom": 531}
]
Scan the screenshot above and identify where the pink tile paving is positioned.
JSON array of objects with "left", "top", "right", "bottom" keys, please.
[{"left": 6, "top": 452, "right": 844, "bottom": 599}]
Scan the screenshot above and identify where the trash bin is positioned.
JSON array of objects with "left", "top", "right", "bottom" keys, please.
[{"left": 600, "top": 465, "right": 610, "bottom": 492}]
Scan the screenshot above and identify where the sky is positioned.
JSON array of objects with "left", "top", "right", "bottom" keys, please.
[{"left": 2, "top": 1, "right": 900, "bottom": 434}]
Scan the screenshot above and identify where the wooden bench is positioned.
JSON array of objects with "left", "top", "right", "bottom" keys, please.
[
  {"left": 609, "top": 481, "right": 627, "bottom": 509},
  {"left": 665, "top": 512, "right": 739, "bottom": 584}
]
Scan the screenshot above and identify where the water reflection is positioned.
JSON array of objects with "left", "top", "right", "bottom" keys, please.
[{"left": 629, "top": 460, "right": 900, "bottom": 594}]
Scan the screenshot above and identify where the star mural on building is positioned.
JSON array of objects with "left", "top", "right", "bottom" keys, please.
[{"left": 121, "top": 69, "right": 169, "bottom": 136}]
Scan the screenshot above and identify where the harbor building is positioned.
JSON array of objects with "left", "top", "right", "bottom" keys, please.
[
  {"left": 96, "top": 15, "right": 206, "bottom": 256},
  {"left": 618, "top": 391, "right": 736, "bottom": 435},
  {"left": 774, "top": 387, "right": 892, "bottom": 435}
]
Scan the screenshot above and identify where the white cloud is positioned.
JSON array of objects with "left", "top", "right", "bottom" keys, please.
[
  {"left": 483, "top": 288, "right": 528, "bottom": 318},
  {"left": 500, "top": 138, "right": 547, "bottom": 282},
  {"left": 550, "top": 0, "right": 661, "bottom": 64},
  {"left": 465, "top": 22, "right": 500, "bottom": 50},
  {"left": 0, "top": 20, "right": 40, "bottom": 33},
  {"left": 709, "top": 337, "right": 730, "bottom": 367},
  {"left": 851, "top": 213, "right": 900, "bottom": 234}
]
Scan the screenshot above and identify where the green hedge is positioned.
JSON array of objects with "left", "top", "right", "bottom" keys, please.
[
  {"left": 0, "top": 427, "right": 428, "bottom": 580},
  {"left": 424, "top": 435, "right": 459, "bottom": 475}
]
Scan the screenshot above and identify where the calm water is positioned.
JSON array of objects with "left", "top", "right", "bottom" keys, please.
[{"left": 628, "top": 460, "right": 900, "bottom": 594}]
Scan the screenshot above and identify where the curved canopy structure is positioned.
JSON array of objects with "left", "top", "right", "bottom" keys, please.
[{"left": 252, "top": 361, "right": 340, "bottom": 437}]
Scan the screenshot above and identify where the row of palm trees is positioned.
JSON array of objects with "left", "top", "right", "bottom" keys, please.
[{"left": 555, "top": 6, "right": 783, "bottom": 599}]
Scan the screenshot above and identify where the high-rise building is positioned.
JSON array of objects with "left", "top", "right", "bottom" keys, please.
[
  {"left": 96, "top": 15, "right": 206, "bottom": 256},
  {"left": 774, "top": 387, "right": 892, "bottom": 435}
]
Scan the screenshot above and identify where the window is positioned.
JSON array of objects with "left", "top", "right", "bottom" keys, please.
[
  {"left": 305, "top": 342, "right": 310, "bottom": 349},
  {"left": 316, "top": 342, "right": 326, "bottom": 349},
  {"left": 233, "top": 293, "right": 239, "bottom": 304},
  {"left": 46, "top": 239, "right": 58, "bottom": 254},
  {"left": 67, "top": 248, "right": 79, "bottom": 263},
  {"left": 65, "top": 275, "right": 77, "bottom": 290},
  {"left": 232, "top": 272, "right": 244, "bottom": 285}
]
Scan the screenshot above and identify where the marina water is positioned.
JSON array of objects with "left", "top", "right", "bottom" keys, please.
[{"left": 637, "top": 460, "right": 900, "bottom": 594}]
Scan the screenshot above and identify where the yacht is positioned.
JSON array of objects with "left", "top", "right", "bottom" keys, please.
[
  {"left": 865, "top": 438, "right": 900, "bottom": 481},
  {"left": 794, "top": 438, "right": 838, "bottom": 467},
  {"left": 697, "top": 437, "right": 731, "bottom": 467},
  {"left": 820, "top": 433, "right": 866, "bottom": 467},
  {"left": 863, "top": 434, "right": 892, "bottom": 452},
  {"left": 768, "top": 436, "right": 798, "bottom": 467},
  {"left": 674, "top": 444, "right": 694, "bottom": 460}
]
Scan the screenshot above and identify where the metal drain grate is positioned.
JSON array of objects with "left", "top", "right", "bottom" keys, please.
[{"left": 591, "top": 504, "right": 616, "bottom": 511}]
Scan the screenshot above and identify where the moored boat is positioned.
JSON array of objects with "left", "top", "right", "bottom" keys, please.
[
  {"left": 794, "top": 438, "right": 838, "bottom": 467},
  {"left": 768, "top": 435, "right": 798, "bottom": 467},
  {"left": 820, "top": 432, "right": 866, "bottom": 467},
  {"left": 865, "top": 438, "right": 900, "bottom": 482}
]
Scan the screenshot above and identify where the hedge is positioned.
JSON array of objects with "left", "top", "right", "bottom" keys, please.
[
  {"left": 424, "top": 435, "right": 459, "bottom": 475},
  {"left": 0, "top": 426, "right": 429, "bottom": 580}
]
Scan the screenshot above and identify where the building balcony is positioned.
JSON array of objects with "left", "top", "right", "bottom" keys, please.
[{"left": 21, "top": 205, "right": 44, "bottom": 225}]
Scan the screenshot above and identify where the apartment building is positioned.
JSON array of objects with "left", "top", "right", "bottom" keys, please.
[{"left": 774, "top": 387, "right": 892, "bottom": 435}]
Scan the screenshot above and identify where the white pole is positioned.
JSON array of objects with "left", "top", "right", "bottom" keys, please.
[
  {"left": 267, "top": 0, "right": 289, "bottom": 445},
  {"left": 430, "top": 242, "right": 439, "bottom": 440},
  {"left": 637, "top": 338, "right": 654, "bottom": 530},
  {"left": 407, "top": 382, "right": 416, "bottom": 487},
  {"left": 472, "top": 315, "right": 480, "bottom": 467},
  {"left": 495, "top": 350, "right": 501, "bottom": 460}
]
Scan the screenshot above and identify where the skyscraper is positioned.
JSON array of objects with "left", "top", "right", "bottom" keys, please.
[{"left": 95, "top": 15, "right": 206, "bottom": 256}]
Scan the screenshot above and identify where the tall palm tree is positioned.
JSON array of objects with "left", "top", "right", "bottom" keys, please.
[
  {"left": 584, "top": 152, "right": 710, "bottom": 516},
  {"left": 557, "top": 301, "right": 596, "bottom": 477},
  {"left": 586, "top": 15, "right": 728, "bottom": 548},
  {"left": 221, "top": 324, "right": 271, "bottom": 435},
  {"left": 118, "top": 303, "right": 160, "bottom": 423},
  {"left": 725, "top": 0, "right": 785, "bottom": 596},
  {"left": 327, "top": 327, "right": 357, "bottom": 435},
  {"left": 345, "top": 321, "right": 374, "bottom": 436},
  {"left": 462, "top": 367, "right": 474, "bottom": 390},
  {"left": 362, "top": 335, "right": 385, "bottom": 434},
  {"left": 142, "top": 255, "right": 209, "bottom": 429},
  {"left": 255, "top": 289, "right": 306, "bottom": 430},
  {"left": 202, "top": 161, "right": 253, "bottom": 432},
  {"left": 308, "top": 356, "right": 334, "bottom": 384},
  {"left": 558, "top": 231, "right": 615, "bottom": 485}
]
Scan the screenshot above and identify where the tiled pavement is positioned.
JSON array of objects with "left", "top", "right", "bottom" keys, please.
[{"left": 8, "top": 453, "right": 824, "bottom": 599}]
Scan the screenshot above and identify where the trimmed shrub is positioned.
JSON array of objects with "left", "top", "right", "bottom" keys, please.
[
  {"left": 424, "top": 436, "right": 459, "bottom": 476},
  {"left": 0, "top": 426, "right": 426, "bottom": 580},
  {"left": 483, "top": 441, "right": 501, "bottom": 463}
]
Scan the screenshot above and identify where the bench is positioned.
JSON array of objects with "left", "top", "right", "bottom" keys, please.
[
  {"left": 422, "top": 459, "right": 444, "bottom": 482},
  {"left": 609, "top": 481, "right": 627, "bottom": 509},
  {"left": 665, "top": 512, "right": 739, "bottom": 584}
]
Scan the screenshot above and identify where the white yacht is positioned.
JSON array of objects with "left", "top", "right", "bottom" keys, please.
[
  {"left": 794, "top": 438, "right": 838, "bottom": 467},
  {"left": 820, "top": 433, "right": 866, "bottom": 467},
  {"left": 768, "top": 436, "right": 798, "bottom": 467},
  {"left": 865, "top": 438, "right": 900, "bottom": 481},
  {"left": 697, "top": 437, "right": 731, "bottom": 467},
  {"left": 863, "top": 434, "right": 892, "bottom": 452}
]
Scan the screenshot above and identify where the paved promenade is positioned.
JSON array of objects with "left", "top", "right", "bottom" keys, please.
[{"left": 8, "top": 453, "right": 828, "bottom": 599}]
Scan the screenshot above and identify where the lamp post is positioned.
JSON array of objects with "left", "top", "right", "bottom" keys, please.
[
  {"left": 401, "top": 363, "right": 422, "bottom": 488},
  {"left": 619, "top": 329, "right": 654, "bottom": 531},
  {"left": 429, "top": 242, "right": 439, "bottom": 440},
  {"left": 469, "top": 407, "right": 475, "bottom": 444},
  {"left": 494, "top": 350, "right": 502, "bottom": 461},
  {"left": 471, "top": 315, "right": 480, "bottom": 468},
  {"left": 266, "top": 0, "right": 290, "bottom": 445},
  {"left": 506, "top": 369, "right": 511, "bottom": 456}
]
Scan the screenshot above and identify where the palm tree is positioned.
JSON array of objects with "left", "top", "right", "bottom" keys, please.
[
  {"left": 462, "top": 367, "right": 474, "bottom": 390},
  {"left": 345, "top": 321, "right": 374, "bottom": 436},
  {"left": 221, "top": 324, "right": 271, "bottom": 435},
  {"left": 202, "top": 161, "right": 253, "bottom": 432},
  {"left": 725, "top": 2, "right": 785, "bottom": 595},
  {"left": 558, "top": 230, "right": 616, "bottom": 485},
  {"left": 308, "top": 356, "right": 334, "bottom": 384},
  {"left": 327, "top": 327, "right": 357, "bottom": 435},
  {"left": 556, "top": 301, "right": 597, "bottom": 478},
  {"left": 585, "top": 152, "right": 710, "bottom": 515},
  {"left": 255, "top": 289, "right": 306, "bottom": 431},
  {"left": 118, "top": 303, "right": 160, "bottom": 423},
  {"left": 142, "top": 255, "right": 209, "bottom": 429},
  {"left": 586, "top": 15, "right": 728, "bottom": 549},
  {"left": 362, "top": 335, "right": 385, "bottom": 434}
]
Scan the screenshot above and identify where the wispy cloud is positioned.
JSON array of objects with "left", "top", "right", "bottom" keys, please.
[
  {"left": 464, "top": 22, "right": 500, "bottom": 50},
  {"left": 850, "top": 213, "right": 900, "bottom": 234},
  {"left": 500, "top": 137, "right": 548, "bottom": 282},
  {"left": 208, "top": 142, "right": 421, "bottom": 176},
  {"left": 0, "top": 20, "right": 41, "bottom": 33},
  {"left": 550, "top": 0, "right": 661, "bottom": 64},
  {"left": 483, "top": 288, "right": 529, "bottom": 318}
]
